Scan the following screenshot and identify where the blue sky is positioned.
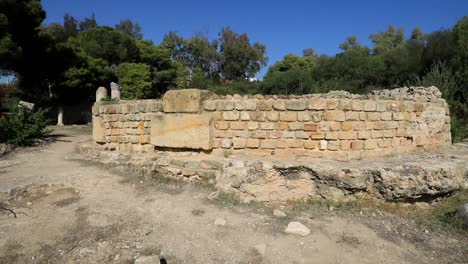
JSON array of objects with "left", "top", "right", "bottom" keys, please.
[{"left": 31, "top": 0, "right": 468, "bottom": 79}]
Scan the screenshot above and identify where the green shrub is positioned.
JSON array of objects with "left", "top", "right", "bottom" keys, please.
[{"left": 0, "top": 103, "right": 49, "bottom": 146}]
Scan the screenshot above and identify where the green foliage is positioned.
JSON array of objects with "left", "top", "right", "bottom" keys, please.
[
  {"left": 0, "top": 103, "right": 48, "bottom": 146},
  {"left": 117, "top": 62, "right": 152, "bottom": 99},
  {"left": 219, "top": 27, "right": 267, "bottom": 80},
  {"left": 100, "top": 96, "right": 119, "bottom": 103},
  {"left": 115, "top": 19, "right": 143, "bottom": 40},
  {"left": 73, "top": 26, "right": 139, "bottom": 65}
]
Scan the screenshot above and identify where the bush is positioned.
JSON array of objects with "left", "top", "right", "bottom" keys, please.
[{"left": 0, "top": 103, "right": 49, "bottom": 146}]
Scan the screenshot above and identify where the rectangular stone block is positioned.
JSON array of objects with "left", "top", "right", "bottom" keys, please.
[
  {"left": 324, "top": 110, "right": 345, "bottom": 121},
  {"left": 286, "top": 99, "right": 307, "bottom": 110},
  {"left": 304, "top": 140, "right": 318, "bottom": 149},
  {"left": 257, "top": 100, "right": 273, "bottom": 111},
  {"left": 232, "top": 138, "right": 246, "bottom": 149},
  {"left": 304, "top": 123, "right": 318, "bottom": 132},
  {"left": 308, "top": 99, "right": 326, "bottom": 110},
  {"left": 150, "top": 113, "right": 212, "bottom": 150},
  {"left": 340, "top": 131, "right": 357, "bottom": 140},
  {"left": 260, "top": 139, "right": 276, "bottom": 149},
  {"left": 223, "top": 111, "right": 239, "bottom": 121},
  {"left": 162, "top": 89, "right": 214, "bottom": 113},
  {"left": 246, "top": 138, "right": 260, "bottom": 148},
  {"left": 279, "top": 112, "right": 297, "bottom": 122},
  {"left": 230, "top": 121, "right": 247, "bottom": 130},
  {"left": 93, "top": 116, "right": 106, "bottom": 143}
]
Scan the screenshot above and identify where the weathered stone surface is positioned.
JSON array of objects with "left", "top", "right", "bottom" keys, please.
[
  {"left": 93, "top": 116, "right": 106, "bottom": 143},
  {"left": 110, "top": 82, "right": 121, "bottom": 100},
  {"left": 150, "top": 113, "right": 212, "bottom": 150},
  {"left": 162, "top": 89, "right": 214, "bottom": 113},
  {"left": 96, "top": 87, "right": 107, "bottom": 102},
  {"left": 273, "top": 209, "right": 287, "bottom": 217},
  {"left": 284, "top": 222, "right": 310, "bottom": 236}
]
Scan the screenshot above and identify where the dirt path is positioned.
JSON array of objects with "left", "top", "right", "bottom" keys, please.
[{"left": 0, "top": 126, "right": 466, "bottom": 264}]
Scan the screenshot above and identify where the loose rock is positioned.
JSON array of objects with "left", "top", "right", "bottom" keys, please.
[
  {"left": 284, "top": 222, "right": 311, "bottom": 237},
  {"left": 273, "top": 209, "right": 287, "bottom": 218},
  {"left": 214, "top": 218, "right": 227, "bottom": 226},
  {"left": 134, "top": 255, "right": 160, "bottom": 264}
]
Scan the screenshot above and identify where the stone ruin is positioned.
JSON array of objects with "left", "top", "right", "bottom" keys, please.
[{"left": 86, "top": 87, "right": 466, "bottom": 203}]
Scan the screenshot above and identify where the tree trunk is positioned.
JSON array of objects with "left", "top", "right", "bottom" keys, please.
[{"left": 57, "top": 106, "right": 64, "bottom": 126}]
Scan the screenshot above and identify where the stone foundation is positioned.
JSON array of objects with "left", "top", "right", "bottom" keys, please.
[
  {"left": 79, "top": 142, "right": 468, "bottom": 203},
  {"left": 92, "top": 87, "right": 451, "bottom": 160}
]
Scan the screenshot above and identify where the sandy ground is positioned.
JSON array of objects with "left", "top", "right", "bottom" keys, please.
[{"left": 0, "top": 126, "right": 466, "bottom": 264}]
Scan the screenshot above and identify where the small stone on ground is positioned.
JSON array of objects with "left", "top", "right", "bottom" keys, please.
[
  {"left": 284, "top": 222, "right": 311, "bottom": 237},
  {"left": 134, "top": 255, "right": 160, "bottom": 264},
  {"left": 214, "top": 218, "right": 227, "bottom": 226},
  {"left": 273, "top": 209, "right": 287, "bottom": 217}
]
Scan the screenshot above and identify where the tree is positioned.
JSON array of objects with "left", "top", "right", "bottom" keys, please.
[
  {"left": 79, "top": 13, "right": 97, "bottom": 32},
  {"left": 115, "top": 19, "right": 143, "bottom": 40},
  {"left": 370, "top": 25, "right": 405, "bottom": 54},
  {"left": 302, "top": 48, "right": 316, "bottom": 57},
  {"left": 136, "top": 40, "right": 181, "bottom": 94},
  {"left": 218, "top": 27, "right": 267, "bottom": 80},
  {"left": 339, "top": 35, "right": 361, "bottom": 51},
  {"left": 63, "top": 13, "right": 78, "bottom": 37},
  {"left": 0, "top": 0, "right": 46, "bottom": 73},
  {"left": 72, "top": 26, "right": 139, "bottom": 66},
  {"left": 186, "top": 33, "right": 219, "bottom": 80},
  {"left": 117, "top": 63, "right": 152, "bottom": 99}
]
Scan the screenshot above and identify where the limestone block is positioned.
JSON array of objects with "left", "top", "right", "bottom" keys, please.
[
  {"left": 308, "top": 99, "right": 326, "bottom": 110},
  {"left": 341, "top": 122, "right": 353, "bottom": 131},
  {"left": 246, "top": 138, "right": 260, "bottom": 148},
  {"left": 223, "top": 111, "right": 239, "bottom": 121},
  {"left": 324, "top": 110, "right": 345, "bottom": 121},
  {"left": 304, "top": 123, "right": 318, "bottom": 132},
  {"left": 286, "top": 99, "right": 307, "bottom": 110},
  {"left": 240, "top": 112, "right": 250, "bottom": 121},
  {"left": 258, "top": 100, "right": 273, "bottom": 111},
  {"left": 230, "top": 121, "right": 247, "bottom": 130},
  {"left": 266, "top": 112, "right": 279, "bottom": 121},
  {"left": 232, "top": 138, "right": 247, "bottom": 149},
  {"left": 260, "top": 139, "right": 276, "bottom": 149},
  {"left": 304, "top": 140, "right": 318, "bottom": 149},
  {"left": 273, "top": 100, "right": 286, "bottom": 110},
  {"left": 214, "top": 121, "right": 229, "bottom": 130},
  {"left": 327, "top": 141, "right": 340, "bottom": 151},
  {"left": 351, "top": 101, "right": 364, "bottom": 111},
  {"left": 96, "top": 87, "right": 107, "bottom": 102},
  {"left": 345, "top": 111, "right": 359, "bottom": 121},
  {"left": 203, "top": 100, "right": 217, "bottom": 111},
  {"left": 93, "top": 116, "right": 106, "bottom": 143},
  {"left": 364, "top": 101, "right": 377, "bottom": 111},
  {"left": 162, "top": 89, "right": 214, "bottom": 113},
  {"left": 250, "top": 112, "right": 266, "bottom": 121},
  {"left": 288, "top": 122, "right": 303, "bottom": 131},
  {"left": 150, "top": 113, "right": 213, "bottom": 150},
  {"left": 326, "top": 100, "right": 338, "bottom": 110},
  {"left": 279, "top": 112, "right": 297, "bottom": 122}
]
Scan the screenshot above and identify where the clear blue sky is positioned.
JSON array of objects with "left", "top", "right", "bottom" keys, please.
[{"left": 39, "top": 0, "right": 468, "bottom": 78}]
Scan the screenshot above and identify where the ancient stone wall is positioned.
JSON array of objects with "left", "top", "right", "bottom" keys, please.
[{"left": 92, "top": 87, "right": 451, "bottom": 160}]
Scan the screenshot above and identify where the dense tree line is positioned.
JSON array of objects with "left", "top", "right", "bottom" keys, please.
[
  {"left": 0, "top": 0, "right": 466, "bottom": 139},
  {"left": 259, "top": 19, "right": 468, "bottom": 140}
]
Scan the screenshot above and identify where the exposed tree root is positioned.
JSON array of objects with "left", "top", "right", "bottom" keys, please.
[{"left": 0, "top": 206, "right": 17, "bottom": 218}]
